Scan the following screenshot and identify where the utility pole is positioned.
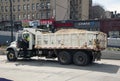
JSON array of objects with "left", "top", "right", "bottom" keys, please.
[
  {"left": 53, "top": 0, "right": 56, "bottom": 20},
  {"left": 9, "top": 0, "right": 14, "bottom": 42},
  {"left": 54, "top": 0, "right": 56, "bottom": 20}
]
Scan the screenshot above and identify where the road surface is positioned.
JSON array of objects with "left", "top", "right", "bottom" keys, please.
[{"left": 0, "top": 55, "right": 120, "bottom": 81}]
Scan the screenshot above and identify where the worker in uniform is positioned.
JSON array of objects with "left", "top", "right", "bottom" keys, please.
[{"left": 22, "top": 33, "right": 29, "bottom": 58}]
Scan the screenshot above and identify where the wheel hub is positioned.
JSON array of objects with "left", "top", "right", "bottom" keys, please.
[
  {"left": 9, "top": 53, "right": 14, "bottom": 59},
  {"left": 78, "top": 56, "right": 84, "bottom": 62},
  {"left": 61, "top": 57, "right": 66, "bottom": 62}
]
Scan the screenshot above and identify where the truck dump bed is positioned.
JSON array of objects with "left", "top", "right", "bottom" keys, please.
[{"left": 35, "top": 29, "right": 107, "bottom": 51}]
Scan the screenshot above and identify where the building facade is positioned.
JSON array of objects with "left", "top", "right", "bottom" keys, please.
[
  {"left": 0, "top": 0, "right": 91, "bottom": 22},
  {"left": 0, "top": 0, "right": 52, "bottom": 21},
  {"left": 70, "top": 0, "right": 92, "bottom": 20}
]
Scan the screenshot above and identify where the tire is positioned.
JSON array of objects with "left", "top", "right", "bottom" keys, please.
[
  {"left": 7, "top": 50, "right": 17, "bottom": 61},
  {"left": 58, "top": 51, "right": 72, "bottom": 65},
  {"left": 73, "top": 51, "right": 90, "bottom": 66}
]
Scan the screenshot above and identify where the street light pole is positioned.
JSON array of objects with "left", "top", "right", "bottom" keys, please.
[{"left": 9, "top": 0, "right": 14, "bottom": 42}]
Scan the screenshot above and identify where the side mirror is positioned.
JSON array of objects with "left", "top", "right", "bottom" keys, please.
[{"left": 6, "top": 41, "right": 9, "bottom": 46}]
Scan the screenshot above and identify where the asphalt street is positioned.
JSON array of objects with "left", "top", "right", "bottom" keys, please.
[
  {"left": 0, "top": 48, "right": 120, "bottom": 81},
  {"left": 0, "top": 55, "right": 120, "bottom": 81}
]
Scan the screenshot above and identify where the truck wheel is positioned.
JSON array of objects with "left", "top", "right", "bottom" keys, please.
[
  {"left": 58, "top": 51, "right": 72, "bottom": 65},
  {"left": 7, "top": 50, "right": 17, "bottom": 61},
  {"left": 73, "top": 51, "right": 90, "bottom": 66}
]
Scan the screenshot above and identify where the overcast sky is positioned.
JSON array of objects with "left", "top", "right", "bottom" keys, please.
[{"left": 93, "top": 0, "right": 120, "bottom": 13}]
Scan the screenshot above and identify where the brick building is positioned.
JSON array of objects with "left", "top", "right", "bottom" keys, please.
[{"left": 0, "top": 0, "right": 91, "bottom": 21}]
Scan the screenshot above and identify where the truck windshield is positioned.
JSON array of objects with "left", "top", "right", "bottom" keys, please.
[{"left": 17, "top": 33, "right": 22, "bottom": 41}]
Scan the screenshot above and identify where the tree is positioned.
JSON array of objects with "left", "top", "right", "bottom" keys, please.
[{"left": 89, "top": 5, "right": 105, "bottom": 19}]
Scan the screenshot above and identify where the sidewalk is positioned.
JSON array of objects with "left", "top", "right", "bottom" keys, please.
[{"left": 0, "top": 48, "right": 5, "bottom": 55}]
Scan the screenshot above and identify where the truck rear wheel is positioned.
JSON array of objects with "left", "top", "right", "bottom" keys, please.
[
  {"left": 7, "top": 50, "right": 17, "bottom": 61},
  {"left": 73, "top": 51, "right": 90, "bottom": 66},
  {"left": 58, "top": 51, "right": 72, "bottom": 65}
]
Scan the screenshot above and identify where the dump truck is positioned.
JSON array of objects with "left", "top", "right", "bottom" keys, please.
[{"left": 6, "top": 28, "right": 107, "bottom": 66}]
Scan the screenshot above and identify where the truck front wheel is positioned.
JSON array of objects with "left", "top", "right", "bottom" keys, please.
[
  {"left": 58, "top": 51, "right": 72, "bottom": 65},
  {"left": 7, "top": 50, "right": 17, "bottom": 61},
  {"left": 73, "top": 51, "right": 90, "bottom": 66}
]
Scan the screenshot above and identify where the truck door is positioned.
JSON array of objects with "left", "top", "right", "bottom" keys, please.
[
  {"left": 22, "top": 32, "right": 35, "bottom": 50},
  {"left": 22, "top": 32, "right": 30, "bottom": 49},
  {"left": 17, "top": 33, "right": 23, "bottom": 48}
]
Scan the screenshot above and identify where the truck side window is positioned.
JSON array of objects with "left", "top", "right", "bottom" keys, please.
[
  {"left": 17, "top": 34, "right": 23, "bottom": 48},
  {"left": 23, "top": 33, "right": 30, "bottom": 42},
  {"left": 22, "top": 33, "right": 29, "bottom": 48}
]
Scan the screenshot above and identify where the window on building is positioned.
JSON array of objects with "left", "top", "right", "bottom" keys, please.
[
  {"left": 2, "top": 15, "right": 4, "bottom": 20},
  {"left": 41, "top": 2, "right": 44, "bottom": 9},
  {"left": 13, "top": 5, "right": 16, "bottom": 11},
  {"left": 27, "top": 4, "right": 30, "bottom": 10},
  {"left": 79, "top": 0, "right": 81, "bottom": 4},
  {"left": 18, "top": 14, "right": 21, "bottom": 20},
  {"left": 27, "top": 14, "right": 30, "bottom": 19},
  {"left": 41, "top": 12, "right": 43, "bottom": 19},
  {"left": 42, "top": 12, "right": 46, "bottom": 19},
  {"left": 18, "top": 5, "right": 21, "bottom": 11},
  {"left": 23, "top": 14, "right": 27, "bottom": 19},
  {"left": 79, "top": 13, "right": 81, "bottom": 19},
  {"left": 32, "top": 4, "right": 35, "bottom": 10},
  {"left": 23, "top": 4, "right": 27, "bottom": 10},
  {"left": 46, "top": 11, "right": 51, "bottom": 19},
  {"left": 5, "top": 15, "right": 8, "bottom": 20},
  {"left": 36, "top": 3, "right": 39, "bottom": 10},
  {"left": 1, "top": 6, "right": 4, "bottom": 12},
  {"left": 46, "top": 2, "right": 50, "bottom": 9},
  {"left": 36, "top": 13, "right": 39, "bottom": 19},
  {"left": 5, "top": 6, "right": 8, "bottom": 12},
  {"left": 32, "top": 13, "right": 35, "bottom": 19}
]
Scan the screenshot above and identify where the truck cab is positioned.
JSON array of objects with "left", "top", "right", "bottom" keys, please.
[{"left": 6, "top": 28, "right": 36, "bottom": 61}]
